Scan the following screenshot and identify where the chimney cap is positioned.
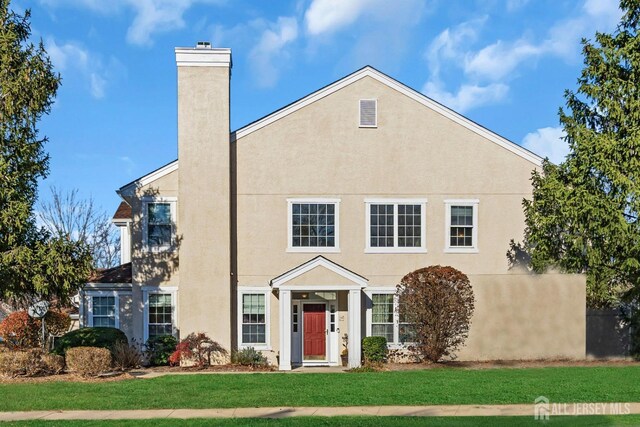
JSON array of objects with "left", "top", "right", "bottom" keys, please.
[{"left": 196, "top": 41, "right": 212, "bottom": 49}]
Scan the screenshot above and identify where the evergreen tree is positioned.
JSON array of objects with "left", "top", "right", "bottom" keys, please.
[
  {"left": 515, "top": 0, "right": 640, "bottom": 308},
  {"left": 0, "top": 0, "right": 92, "bottom": 306}
]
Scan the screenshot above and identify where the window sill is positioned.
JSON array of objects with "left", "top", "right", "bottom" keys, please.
[
  {"left": 365, "top": 248, "right": 427, "bottom": 254},
  {"left": 144, "top": 245, "right": 177, "bottom": 254},
  {"left": 444, "top": 247, "right": 479, "bottom": 254},
  {"left": 239, "top": 344, "right": 271, "bottom": 351},
  {"left": 286, "top": 247, "right": 340, "bottom": 253}
]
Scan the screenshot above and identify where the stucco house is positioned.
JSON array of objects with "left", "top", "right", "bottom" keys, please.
[{"left": 82, "top": 44, "right": 586, "bottom": 370}]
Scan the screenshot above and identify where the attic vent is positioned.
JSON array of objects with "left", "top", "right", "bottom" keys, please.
[{"left": 359, "top": 99, "right": 377, "bottom": 127}]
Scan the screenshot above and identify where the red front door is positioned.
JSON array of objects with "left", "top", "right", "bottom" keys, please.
[{"left": 303, "top": 304, "right": 326, "bottom": 360}]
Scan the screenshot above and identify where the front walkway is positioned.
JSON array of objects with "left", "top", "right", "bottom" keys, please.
[{"left": 2, "top": 403, "right": 640, "bottom": 421}]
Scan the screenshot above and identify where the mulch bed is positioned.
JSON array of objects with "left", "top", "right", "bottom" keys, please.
[{"left": 0, "top": 371, "right": 136, "bottom": 384}]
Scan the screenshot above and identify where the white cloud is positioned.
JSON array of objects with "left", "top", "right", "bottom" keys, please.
[
  {"left": 421, "top": 0, "right": 622, "bottom": 113},
  {"left": 248, "top": 17, "right": 298, "bottom": 88},
  {"left": 40, "top": 0, "right": 223, "bottom": 46},
  {"left": 464, "top": 39, "right": 543, "bottom": 81},
  {"left": 46, "top": 38, "right": 124, "bottom": 99},
  {"left": 521, "top": 126, "right": 569, "bottom": 163},
  {"left": 423, "top": 81, "right": 509, "bottom": 113},
  {"left": 427, "top": 17, "right": 486, "bottom": 79},
  {"left": 305, "top": 0, "right": 372, "bottom": 36}
]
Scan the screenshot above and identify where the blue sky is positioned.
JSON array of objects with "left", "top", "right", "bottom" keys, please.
[{"left": 19, "top": 0, "right": 622, "bottom": 215}]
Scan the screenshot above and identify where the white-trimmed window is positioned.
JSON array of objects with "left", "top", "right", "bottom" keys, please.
[
  {"left": 287, "top": 198, "right": 340, "bottom": 252},
  {"left": 237, "top": 288, "right": 270, "bottom": 349},
  {"left": 87, "top": 291, "right": 119, "bottom": 328},
  {"left": 365, "top": 199, "right": 427, "bottom": 253},
  {"left": 359, "top": 99, "right": 377, "bottom": 127},
  {"left": 366, "top": 290, "right": 414, "bottom": 346},
  {"left": 143, "top": 287, "right": 177, "bottom": 342},
  {"left": 143, "top": 197, "right": 176, "bottom": 251},
  {"left": 445, "top": 199, "right": 479, "bottom": 253}
]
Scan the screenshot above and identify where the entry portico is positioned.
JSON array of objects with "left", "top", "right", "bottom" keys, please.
[{"left": 271, "top": 256, "right": 368, "bottom": 371}]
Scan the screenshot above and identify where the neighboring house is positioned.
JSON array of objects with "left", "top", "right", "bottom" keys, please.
[{"left": 83, "top": 44, "right": 586, "bottom": 369}]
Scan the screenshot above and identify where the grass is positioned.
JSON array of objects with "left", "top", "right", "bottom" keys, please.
[
  {"left": 3, "top": 416, "right": 640, "bottom": 427},
  {"left": 0, "top": 366, "right": 639, "bottom": 411}
]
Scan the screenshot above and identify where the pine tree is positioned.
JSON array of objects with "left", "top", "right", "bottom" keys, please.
[
  {"left": 0, "top": 0, "right": 92, "bottom": 306},
  {"left": 516, "top": 0, "right": 640, "bottom": 308}
]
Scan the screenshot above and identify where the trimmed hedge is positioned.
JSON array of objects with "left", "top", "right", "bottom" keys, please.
[
  {"left": 362, "top": 336, "right": 388, "bottom": 363},
  {"left": 66, "top": 346, "right": 112, "bottom": 377},
  {"left": 0, "top": 349, "right": 65, "bottom": 377},
  {"left": 53, "top": 327, "right": 127, "bottom": 355}
]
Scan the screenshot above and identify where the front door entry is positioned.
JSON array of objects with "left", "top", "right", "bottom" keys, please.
[{"left": 303, "top": 304, "right": 326, "bottom": 360}]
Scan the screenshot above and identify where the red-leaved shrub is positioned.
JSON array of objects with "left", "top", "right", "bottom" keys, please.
[
  {"left": 0, "top": 312, "right": 40, "bottom": 350},
  {"left": 169, "top": 332, "right": 227, "bottom": 368}
]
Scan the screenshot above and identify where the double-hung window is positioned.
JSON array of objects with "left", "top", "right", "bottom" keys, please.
[
  {"left": 368, "top": 291, "right": 415, "bottom": 346},
  {"left": 148, "top": 294, "right": 174, "bottom": 338},
  {"left": 143, "top": 198, "right": 176, "bottom": 251},
  {"left": 143, "top": 287, "right": 177, "bottom": 342},
  {"left": 287, "top": 199, "right": 340, "bottom": 252},
  {"left": 371, "top": 294, "right": 394, "bottom": 342},
  {"left": 445, "top": 199, "right": 479, "bottom": 253},
  {"left": 365, "top": 199, "right": 427, "bottom": 253},
  {"left": 87, "top": 292, "right": 119, "bottom": 328},
  {"left": 238, "top": 289, "right": 270, "bottom": 349}
]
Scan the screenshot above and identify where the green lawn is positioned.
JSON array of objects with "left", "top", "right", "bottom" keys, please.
[
  {"left": 0, "top": 367, "right": 639, "bottom": 411},
  {"left": 3, "top": 416, "right": 640, "bottom": 427}
]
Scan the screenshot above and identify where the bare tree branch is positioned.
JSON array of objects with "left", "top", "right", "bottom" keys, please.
[{"left": 38, "top": 187, "right": 120, "bottom": 268}]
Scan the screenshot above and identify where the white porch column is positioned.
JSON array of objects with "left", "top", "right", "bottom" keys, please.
[
  {"left": 279, "top": 290, "right": 292, "bottom": 371},
  {"left": 347, "top": 289, "right": 362, "bottom": 368}
]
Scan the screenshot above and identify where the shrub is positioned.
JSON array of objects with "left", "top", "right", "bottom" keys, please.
[
  {"left": 0, "top": 349, "right": 65, "bottom": 377},
  {"left": 231, "top": 347, "right": 268, "bottom": 367},
  {"left": 145, "top": 335, "right": 178, "bottom": 366},
  {"left": 397, "top": 265, "right": 475, "bottom": 363},
  {"left": 0, "top": 350, "right": 40, "bottom": 377},
  {"left": 41, "top": 353, "right": 65, "bottom": 374},
  {"left": 53, "top": 327, "right": 127, "bottom": 355},
  {"left": 0, "top": 312, "right": 41, "bottom": 350},
  {"left": 169, "top": 332, "right": 227, "bottom": 368},
  {"left": 362, "top": 336, "right": 388, "bottom": 363},
  {"left": 66, "top": 346, "right": 112, "bottom": 377},
  {"left": 112, "top": 340, "right": 143, "bottom": 370},
  {"left": 44, "top": 311, "right": 72, "bottom": 337}
]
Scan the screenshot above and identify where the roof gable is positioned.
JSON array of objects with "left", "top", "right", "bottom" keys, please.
[
  {"left": 233, "top": 66, "right": 542, "bottom": 167},
  {"left": 271, "top": 256, "right": 368, "bottom": 290}
]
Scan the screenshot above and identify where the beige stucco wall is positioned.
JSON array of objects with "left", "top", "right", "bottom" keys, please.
[
  {"left": 457, "top": 272, "right": 586, "bottom": 360},
  {"left": 235, "top": 76, "right": 538, "bottom": 287},
  {"left": 176, "top": 64, "right": 232, "bottom": 350}
]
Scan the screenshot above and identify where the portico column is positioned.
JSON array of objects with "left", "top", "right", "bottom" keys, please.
[
  {"left": 279, "top": 290, "right": 292, "bottom": 371},
  {"left": 348, "top": 289, "right": 362, "bottom": 368}
]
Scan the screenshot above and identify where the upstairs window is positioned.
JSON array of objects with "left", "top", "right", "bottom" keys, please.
[
  {"left": 445, "top": 199, "right": 479, "bottom": 253},
  {"left": 143, "top": 198, "right": 176, "bottom": 251},
  {"left": 365, "top": 199, "right": 427, "bottom": 253},
  {"left": 359, "top": 99, "right": 377, "bottom": 127},
  {"left": 288, "top": 199, "right": 340, "bottom": 252}
]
